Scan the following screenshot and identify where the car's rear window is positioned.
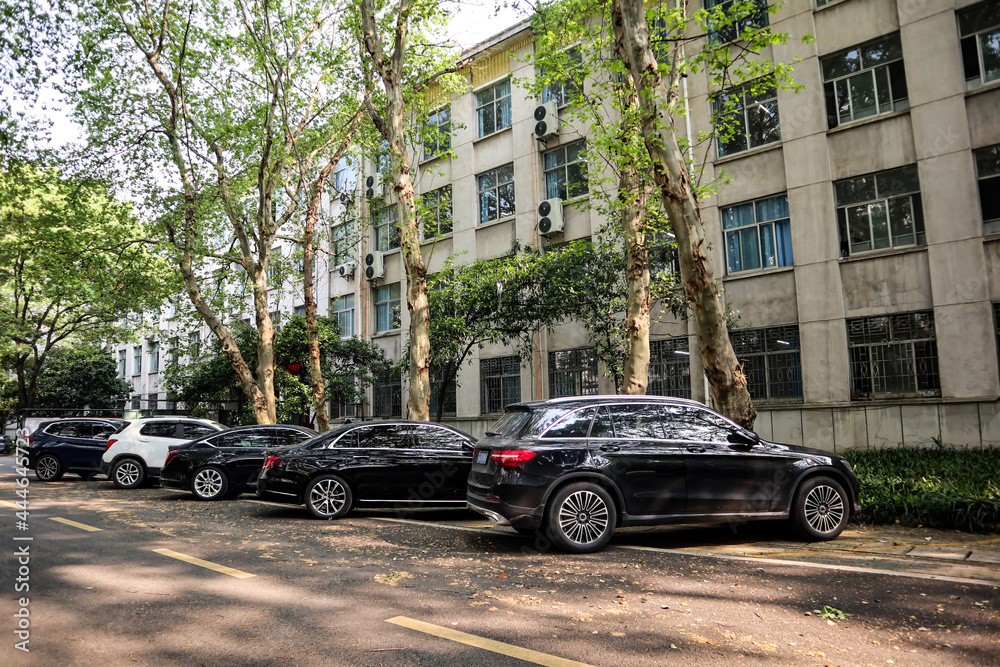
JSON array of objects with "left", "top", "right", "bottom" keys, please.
[{"left": 486, "top": 410, "right": 532, "bottom": 438}]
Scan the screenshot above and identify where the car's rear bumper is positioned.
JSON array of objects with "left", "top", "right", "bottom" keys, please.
[{"left": 467, "top": 490, "right": 544, "bottom": 530}]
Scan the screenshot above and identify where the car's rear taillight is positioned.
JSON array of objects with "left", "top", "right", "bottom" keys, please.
[
  {"left": 490, "top": 450, "right": 536, "bottom": 467},
  {"left": 164, "top": 450, "right": 179, "bottom": 466},
  {"left": 105, "top": 439, "right": 117, "bottom": 452},
  {"left": 263, "top": 456, "right": 283, "bottom": 470}
]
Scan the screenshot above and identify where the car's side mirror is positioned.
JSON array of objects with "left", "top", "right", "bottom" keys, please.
[{"left": 727, "top": 431, "right": 759, "bottom": 447}]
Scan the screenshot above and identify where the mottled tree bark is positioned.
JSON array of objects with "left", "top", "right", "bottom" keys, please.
[{"left": 611, "top": 0, "right": 756, "bottom": 428}]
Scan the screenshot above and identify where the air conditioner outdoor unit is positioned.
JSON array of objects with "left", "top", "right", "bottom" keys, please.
[
  {"left": 364, "top": 251, "right": 385, "bottom": 281},
  {"left": 537, "top": 198, "right": 564, "bottom": 236},
  {"left": 532, "top": 101, "right": 559, "bottom": 140},
  {"left": 365, "top": 175, "right": 383, "bottom": 199},
  {"left": 336, "top": 261, "right": 357, "bottom": 278},
  {"left": 338, "top": 192, "right": 354, "bottom": 205}
]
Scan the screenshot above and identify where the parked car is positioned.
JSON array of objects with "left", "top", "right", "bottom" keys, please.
[
  {"left": 160, "top": 424, "right": 317, "bottom": 500},
  {"left": 467, "top": 396, "right": 862, "bottom": 554},
  {"left": 100, "top": 417, "right": 225, "bottom": 489},
  {"left": 25, "top": 418, "right": 127, "bottom": 481},
  {"left": 256, "top": 421, "right": 477, "bottom": 519}
]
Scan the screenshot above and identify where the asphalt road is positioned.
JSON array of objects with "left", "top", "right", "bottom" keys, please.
[{"left": 0, "top": 457, "right": 998, "bottom": 666}]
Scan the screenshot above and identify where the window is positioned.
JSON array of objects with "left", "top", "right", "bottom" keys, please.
[
  {"left": 822, "top": 34, "right": 908, "bottom": 129},
  {"left": 544, "top": 140, "right": 589, "bottom": 200},
  {"left": 333, "top": 156, "right": 356, "bottom": 195},
  {"left": 540, "top": 45, "right": 583, "bottom": 107},
  {"left": 414, "top": 425, "right": 469, "bottom": 450},
  {"left": 118, "top": 350, "right": 126, "bottom": 378},
  {"left": 376, "top": 139, "right": 392, "bottom": 176},
  {"left": 421, "top": 186, "right": 453, "bottom": 239},
  {"left": 649, "top": 228, "right": 680, "bottom": 279},
  {"left": 268, "top": 247, "right": 281, "bottom": 283},
  {"left": 959, "top": 0, "right": 1000, "bottom": 88},
  {"left": 332, "top": 294, "right": 355, "bottom": 338},
  {"left": 130, "top": 395, "right": 141, "bottom": 410},
  {"left": 133, "top": 346, "right": 142, "bottom": 375},
  {"left": 548, "top": 348, "right": 599, "bottom": 398},
  {"left": 331, "top": 220, "right": 354, "bottom": 263},
  {"left": 147, "top": 393, "right": 158, "bottom": 410},
  {"left": 590, "top": 404, "right": 667, "bottom": 439},
  {"left": 375, "top": 283, "right": 401, "bottom": 333},
  {"left": 729, "top": 325, "right": 803, "bottom": 401},
  {"left": 189, "top": 331, "right": 201, "bottom": 359},
  {"left": 712, "top": 81, "right": 780, "bottom": 157},
  {"left": 722, "top": 193, "right": 793, "bottom": 273},
  {"left": 705, "top": 0, "right": 769, "bottom": 44},
  {"left": 476, "top": 78, "right": 512, "bottom": 137},
  {"left": 975, "top": 144, "right": 1000, "bottom": 234},
  {"left": 423, "top": 106, "right": 451, "bottom": 159},
  {"left": 374, "top": 204, "right": 400, "bottom": 252},
  {"left": 481, "top": 356, "right": 521, "bottom": 414},
  {"left": 183, "top": 422, "right": 217, "bottom": 439},
  {"left": 375, "top": 372, "right": 402, "bottom": 418},
  {"left": 835, "top": 165, "right": 925, "bottom": 257},
  {"left": 295, "top": 305, "right": 306, "bottom": 317},
  {"left": 167, "top": 337, "right": 179, "bottom": 366},
  {"left": 648, "top": 337, "right": 692, "bottom": 399},
  {"left": 148, "top": 341, "right": 160, "bottom": 373},
  {"left": 848, "top": 311, "right": 940, "bottom": 400},
  {"left": 429, "top": 369, "right": 457, "bottom": 418},
  {"left": 478, "top": 163, "right": 515, "bottom": 224}
]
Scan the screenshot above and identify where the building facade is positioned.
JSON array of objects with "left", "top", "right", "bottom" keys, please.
[{"left": 116, "top": 0, "right": 1000, "bottom": 450}]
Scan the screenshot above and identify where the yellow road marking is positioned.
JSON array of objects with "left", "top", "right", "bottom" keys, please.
[
  {"left": 50, "top": 517, "right": 102, "bottom": 532},
  {"left": 386, "top": 616, "right": 593, "bottom": 667},
  {"left": 0, "top": 499, "right": 20, "bottom": 509},
  {"left": 152, "top": 548, "right": 255, "bottom": 579}
]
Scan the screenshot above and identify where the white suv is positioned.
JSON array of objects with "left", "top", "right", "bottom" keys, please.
[{"left": 100, "top": 417, "right": 225, "bottom": 489}]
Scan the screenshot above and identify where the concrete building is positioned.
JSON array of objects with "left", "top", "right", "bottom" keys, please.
[{"left": 116, "top": 0, "right": 1000, "bottom": 449}]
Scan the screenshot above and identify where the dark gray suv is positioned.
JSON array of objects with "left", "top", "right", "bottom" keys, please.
[{"left": 467, "top": 396, "right": 861, "bottom": 554}]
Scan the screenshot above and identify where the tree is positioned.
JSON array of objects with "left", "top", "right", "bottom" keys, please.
[
  {"left": 69, "top": 0, "right": 367, "bottom": 425},
  {"left": 32, "top": 343, "right": 132, "bottom": 410},
  {"left": 0, "top": 163, "right": 175, "bottom": 409},
  {"left": 357, "top": 0, "right": 461, "bottom": 421},
  {"left": 610, "top": 0, "right": 797, "bottom": 427}
]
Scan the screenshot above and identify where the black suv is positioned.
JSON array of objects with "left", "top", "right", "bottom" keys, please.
[
  {"left": 467, "top": 396, "right": 861, "bottom": 554},
  {"left": 26, "top": 418, "right": 127, "bottom": 481}
]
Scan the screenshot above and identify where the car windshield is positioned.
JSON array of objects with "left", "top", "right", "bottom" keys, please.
[{"left": 486, "top": 410, "right": 532, "bottom": 438}]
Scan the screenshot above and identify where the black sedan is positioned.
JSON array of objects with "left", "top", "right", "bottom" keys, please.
[
  {"left": 256, "top": 420, "right": 476, "bottom": 519},
  {"left": 160, "top": 425, "right": 317, "bottom": 500}
]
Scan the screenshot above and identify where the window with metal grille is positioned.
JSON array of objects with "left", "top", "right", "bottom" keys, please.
[
  {"left": 959, "top": 0, "right": 1000, "bottom": 89},
  {"left": 543, "top": 140, "right": 588, "bottom": 200},
  {"left": 975, "top": 144, "right": 1000, "bottom": 235},
  {"left": 835, "top": 165, "right": 925, "bottom": 257},
  {"left": 421, "top": 186, "right": 453, "bottom": 239},
  {"left": 729, "top": 325, "right": 803, "bottom": 401},
  {"left": 476, "top": 79, "right": 512, "bottom": 137},
  {"left": 711, "top": 80, "right": 780, "bottom": 157},
  {"left": 822, "top": 33, "right": 908, "bottom": 129},
  {"left": 548, "top": 348, "right": 599, "bottom": 398},
  {"left": 481, "top": 356, "right": 521, "bottom": 414},
  {"left": 848, "top": 311, "right": 940, "bottom": 400},
  {"left": 647, "top": 337, "right": 692, "bottom": 399},
  {"left": 430, "top": 367, "right": 457, "bottom": 418},
  {"left": 374, "top": 371, "right": 402, "bottom": 418},
  {"left": 374, "top": 204, "right": 400, "bottom": 252}
]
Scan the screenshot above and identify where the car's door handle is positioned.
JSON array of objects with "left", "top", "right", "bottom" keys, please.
[
  {"left": 686, "top": 445, "right": 707, "bottom": 453},
  {"left": 599, "top": 445, "right": 621, "bottom": 452}
]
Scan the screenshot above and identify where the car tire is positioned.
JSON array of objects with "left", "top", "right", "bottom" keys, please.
[
  {"left": 111, "top": 458, "right": 146, "bottom": 490},
  {"left": 791, "top": 476, "right": 849, "bottom": 541},
  {"left": 545, "top": 481, "right": 616, "bottom": 554},
  {"left": 35, "top": 454, "right": 64, "bottom": 482},
  {"left": 191, "top": 467, "right": 229, "bottom": 501},
  {"left": 305, "top": 475, "right": 352, "bottom": 520}
]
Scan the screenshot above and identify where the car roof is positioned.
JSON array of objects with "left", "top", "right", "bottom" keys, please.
[{"left": 508, "top": 395, "right": 708, "bottom": 410}]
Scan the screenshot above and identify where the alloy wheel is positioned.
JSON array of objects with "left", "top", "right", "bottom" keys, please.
[
  {"left": 36, "top": 455, "right": 59, "bottom": 481},
  {"left": 557, "top": 489, "right": 610, "bottom": 546},
  {"left": 115, "top": 461, "right": 141, "bottom": 487},
  {"left": 309, "top": 478, "right": 348, "bottom": 517},
  {"left": 803, "top": 484, "right": 845, "bottom": 534},
  {"left": 193, "top": 468, "right": 225, "bottom": 499}
]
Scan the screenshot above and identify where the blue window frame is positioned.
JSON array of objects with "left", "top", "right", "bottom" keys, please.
[{"left": 722, "top": 193, "right": 793, "bottom": 274}]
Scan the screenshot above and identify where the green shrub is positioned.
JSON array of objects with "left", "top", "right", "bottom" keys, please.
[{"left": 844, "top": 447, "right": 1000, "bottom": 533}]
